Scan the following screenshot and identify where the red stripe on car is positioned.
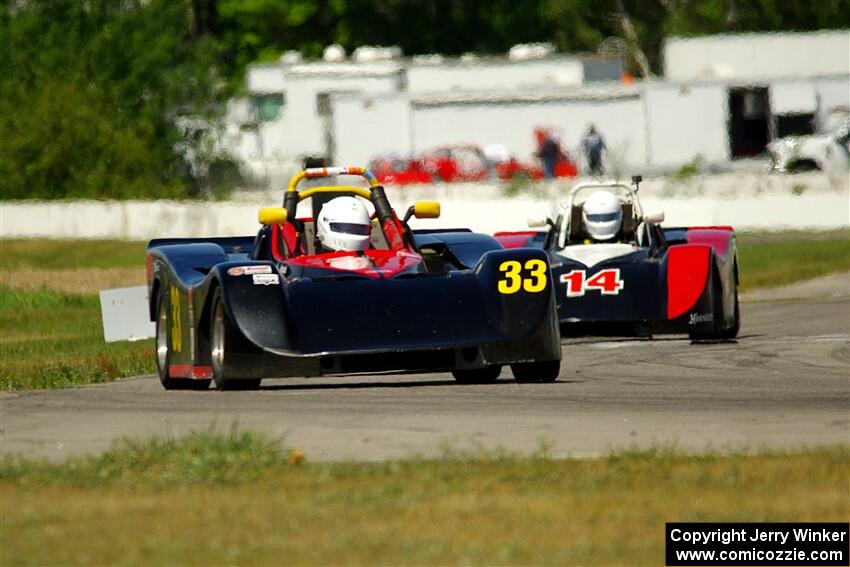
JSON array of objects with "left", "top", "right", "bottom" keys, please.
[
  {"left": 667, "top": 245, "right": 710, "bottom": 319},
  {"left": 685, "top": 228, "right": 733, "bottom": 259},
  {"left": 493, "top": 231, "right": 537, "bottom": 249}
]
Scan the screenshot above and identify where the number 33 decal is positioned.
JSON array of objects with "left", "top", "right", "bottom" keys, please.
[
  {"left": 560, "top": 269, "right": 624, "bottom": 297},
  {"left": 497, "top": 259, "right": 548, "bottom": 294}
]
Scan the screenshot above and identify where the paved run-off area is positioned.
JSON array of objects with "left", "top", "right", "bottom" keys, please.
[{"left": 2, "top": 280, "right": 847, "bottom": 462}]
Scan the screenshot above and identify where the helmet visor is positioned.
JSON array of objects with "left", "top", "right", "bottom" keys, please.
[
  {"left": 585, "top": 212, "right": 621, "bottom": 222},
  {"left": 329, "top": 222, "right": 370, "bottom": 236}
]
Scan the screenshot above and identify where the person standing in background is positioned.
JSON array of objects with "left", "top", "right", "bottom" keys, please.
[
  {"left": 582, "top": 124, "right": 607, "bottom": 176},
  {"left": 538, "top": 132, "right": 559, "bottom": 179}
]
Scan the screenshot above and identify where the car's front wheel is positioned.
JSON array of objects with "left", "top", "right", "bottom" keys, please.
[
  {"left": 210, "top": 290, "right": 261, "bottom": 391},
  {"left": 511, "top": 360, "right": 560, "bottom": 383}
]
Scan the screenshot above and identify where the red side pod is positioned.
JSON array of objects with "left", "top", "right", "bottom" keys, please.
[
  {"left": 493, "top": 231, "right": 537, "bottom": 249},
  {"left": 667, "top": 245, "right": 711, "bottom": 319}
]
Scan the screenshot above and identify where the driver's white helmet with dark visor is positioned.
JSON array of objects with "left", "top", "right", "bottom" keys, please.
[
  {"left": 582, "top": 191, "right": 623, "bottom": 241},
  {"left": 317, "top": 196, "right": 371, "bottom": 252}
]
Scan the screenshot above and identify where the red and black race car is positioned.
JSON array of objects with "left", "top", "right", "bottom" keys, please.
[
  {"left": 148, "top": 166, "right": 561, "bottom": 390},
  {"left": 495, "top": 177, "right": 740, "bottom": 340}
]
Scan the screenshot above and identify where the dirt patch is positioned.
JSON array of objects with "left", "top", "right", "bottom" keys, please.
[{"left": 0, "top": 267, "right": 145, "bottom": 294}]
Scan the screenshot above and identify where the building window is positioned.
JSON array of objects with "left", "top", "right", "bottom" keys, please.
[{"left": 255, "top": 93, "right": 284, "bottom": 122}]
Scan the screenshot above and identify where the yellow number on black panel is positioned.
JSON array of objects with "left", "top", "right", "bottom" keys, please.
[
  {"left": 170, "top": 286, "right": 182, "bottom": 353},
  {"left": 523, "top": 259, "right": 548, "bottom": 292},
  {"left": 497, "top": 260, "right": 522, "bottom": 294},
  {"left": 498, "top": 259, "right": 548, "bottom": 294}
]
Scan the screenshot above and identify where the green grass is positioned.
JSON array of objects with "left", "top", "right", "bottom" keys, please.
[
  {"left": 0, "top": 238, "right": 147, "bottom": 269},
  {"left": 1, "top": 429, "right": 847, "bottom": 565},
  {"left": 1, "top": 426, "right": 290, "bottom": 487},
  {"left": 0, "top": 286, "right": 153, "bottom": 390},
  {"left": 737, "top": 230, "right": 849, "bottom": 291}
]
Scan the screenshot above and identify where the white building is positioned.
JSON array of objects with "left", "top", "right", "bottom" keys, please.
[
  {"left": 223, "top": 31, "right": 849, "bottom": 181},
  {"left": 659, "top": 30, "right": 850, "bottom": 163},
  {"left": 225, "top": 60, "right": 405, "bottom": 181},
  {"left": 332, "top": 85, "right": 644, "bottom": 169},
  {"left": 222, "top": 48, "right": 623, "bottom": 180},
  {"left": 663, "top": 30, "right": 850, "bottom": 82}
]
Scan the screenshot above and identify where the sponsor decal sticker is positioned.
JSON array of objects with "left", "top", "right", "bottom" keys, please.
[
  {"left": 227, "top": 265, "right": 273, "bottom": 276},
  {"left": 689, "top": 312, "right": 714, "bottom": 325},
  {"left": 252, "top": 273, "right": 280, "bottom": 286}
]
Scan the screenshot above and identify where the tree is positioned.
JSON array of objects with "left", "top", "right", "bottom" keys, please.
[{"left": 0, "top": 0, "right": 225, "bottom": 199}]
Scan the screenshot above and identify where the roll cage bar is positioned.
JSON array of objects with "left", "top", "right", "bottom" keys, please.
[
  {"left": 555, "top": 179, "right": 645, "bottom": 249},
  {"left": 281, "top": 166, "right": 406, "bottom": 253}
]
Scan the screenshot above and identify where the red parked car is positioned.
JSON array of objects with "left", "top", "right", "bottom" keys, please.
[
  {"left": 370, "top": 142, "right": 578, "bottom": 186},
  {"left": 420, "top": 145, "right": 553, "bottom": 182},
  {"left": 369, "top": 155, "right": 432, "bottom": 185}
]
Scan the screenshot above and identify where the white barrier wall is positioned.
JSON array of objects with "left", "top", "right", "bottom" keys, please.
[{"left": 2, "top": 173, "right": 847, "bottom": 240}]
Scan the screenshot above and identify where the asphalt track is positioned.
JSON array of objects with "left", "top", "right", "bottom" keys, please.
[{"left": 2, "top": 291, "right": 848, "bottom": 463}]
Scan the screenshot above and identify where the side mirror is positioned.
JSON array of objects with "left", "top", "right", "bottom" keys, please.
[
  {"left": 527, "top": 214, "right": 551, "bottom": 229},
  {"left": 413, "top": 201, "right": 440, "bottom": 219},
  {"left": 404, "top": 201, "right": 441, "bottom": 224},
  {"left": 643, "top": 211, "right": 664, "bottom": 225},
  {"left": 631, "top": 175, "right": 643, "bottom": 191},
  {"left": 258, "top": 207, "right": 288, "bottom": 225}
]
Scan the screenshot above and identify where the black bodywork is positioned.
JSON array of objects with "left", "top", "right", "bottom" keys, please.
[{"left": 148, "top": 206, "right": 561, "bottom": 390}]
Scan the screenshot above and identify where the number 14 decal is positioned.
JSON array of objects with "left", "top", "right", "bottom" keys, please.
[{"left": 560, "top": 269, "right": 624, "bottom": 297}]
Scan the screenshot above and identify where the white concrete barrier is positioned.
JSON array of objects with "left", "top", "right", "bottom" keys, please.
[{"left": 2, "top": 172, "right": 847, "bottom": 239}]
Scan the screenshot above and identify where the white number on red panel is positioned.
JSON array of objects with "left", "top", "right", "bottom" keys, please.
[{"left": 560, "top": 269, "right": 624, "bottom": 297}]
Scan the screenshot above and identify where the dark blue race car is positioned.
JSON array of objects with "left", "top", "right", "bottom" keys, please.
[
  {"left": 148, "top": 166, "right": 561, "bottom": 390},
  {"left": 495, "top": 178, "right": 740, "bottom": 341}
]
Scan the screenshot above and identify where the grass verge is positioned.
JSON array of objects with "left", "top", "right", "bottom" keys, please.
[
  {"left": 1, "top": 429, "right": 847, "bottom": 565},
  {"left": 0, "top": 286, "right": 153, "bottom": 390},
  {"left": 737, "top": 230, "right": 849, "bottom": 291},
  {"left": 0, "top": 239, "right": 148, "bottom": 270}
]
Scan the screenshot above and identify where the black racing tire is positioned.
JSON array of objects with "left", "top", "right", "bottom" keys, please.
[
  {"left": 689, "top": 269, "right": 739, "bottom": 342},
  {"left": 155, "top": 290, "right": 210, "bottom": 391},
  {"left": 717, "top": 286, "right": 740, "bottom": 340},
  {"left": 451, "top": 366, "right": 502, "bottom": 384},
  {"left": 210, "top": 289, "right": 261, "bottom": 391},
  {"left": 511, "top": 360, "right": 560, "bottom": 383}
]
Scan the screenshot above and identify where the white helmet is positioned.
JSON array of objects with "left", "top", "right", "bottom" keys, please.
[
  {"left": 317, "top": 196, "right": 371, "bottom": 252},
  {"left": 582, "top": 191, "right": 622, "bottom": 241}
]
